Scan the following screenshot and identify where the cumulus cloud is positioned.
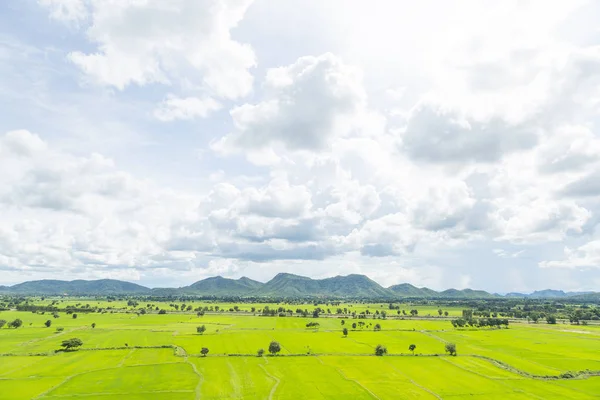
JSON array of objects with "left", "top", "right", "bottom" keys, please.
[
  {"left": 49, "top": 0, "right": 256, "bottom": 100},
  {"left": 399, "top": 100, "right": 538, "bottom": 164},
  {"left": 560, "top": 170, "right": 600, "bottom": 198},
  {"left": 540, "top": 240, "right": 600, "bottom": 269},
  {"left": 224, "top": 53, "right": 368, "bottom": 151},
  {"left": 0, "top": 130, "right": 201, "bottom": 277}
]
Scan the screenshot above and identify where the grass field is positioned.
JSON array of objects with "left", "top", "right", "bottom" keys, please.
[{"left": 1, "top": 303, "right": 599, "bottom": 399}]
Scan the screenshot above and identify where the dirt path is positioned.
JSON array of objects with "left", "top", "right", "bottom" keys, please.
[
  {"left": 259, "top": 358, "right": 280, "bottom": 400},
  {"left": 185, "top": 357, "right": 203, "bottom": 400}
]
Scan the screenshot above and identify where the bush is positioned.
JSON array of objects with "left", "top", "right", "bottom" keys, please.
[
  {"left": 268, "top": 341, "right": 281, "bottom": 355},
  {"left": 445, "top": 343, "right": 457, "bottom": 356},
  {"left": 375, "top": 344, "right": 387, "bottom": 356}
]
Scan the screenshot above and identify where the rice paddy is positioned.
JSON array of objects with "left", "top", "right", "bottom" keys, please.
[{"left": 0, "top": 301, "right": 599, "bottom": 399}]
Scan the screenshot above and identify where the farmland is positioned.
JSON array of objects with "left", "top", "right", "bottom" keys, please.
[{"left": 0, "top": 299, "right": 599, "bottom": 399}]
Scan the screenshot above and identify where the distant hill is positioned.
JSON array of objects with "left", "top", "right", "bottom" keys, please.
[
  {"left": 439, "top": 288, "right": 497, "bottom": 299},
  {"left": 254, "top": 273, "right": 393, "bottom": 298},
  {"left": 0, "top": 275, "right": 597, "bottom": 299},
  {"left": 504, "top": 290, "right": 594, "bottom": 298},
  {"left": 388, "top": 283, "right": 437, "bottom": 297},
  {"left": 7, "top": 279, "right": 150, "bottom": 295},
  {"left": 181, "top": 276, "right": 263, "bottom": 295}
]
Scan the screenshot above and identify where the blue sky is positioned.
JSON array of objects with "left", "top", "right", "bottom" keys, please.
[{"left": 1, "top": 0, "right": 600, "bottom": 292}]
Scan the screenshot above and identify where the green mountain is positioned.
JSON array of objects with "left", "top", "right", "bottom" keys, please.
[
  {"left": 439, "top": 288, "right": 496, "bottom": 299},
  {"left": 1, "top": 275, "right": 594, "bottom": 299},
  {"left": 254, "top": 273, "right": 393, "bottom": 298},
  {"left": 388, "top": 283, "right": 437, "bottom": 297},
  {"left": 7, "top": 279, "right": 150, "bottom": 295},
  {"left": 181, "top": 276, "right": 263, "bottom": 295},
  {"left": 254, "top": 273, "right": 323, "bottom": 296}
]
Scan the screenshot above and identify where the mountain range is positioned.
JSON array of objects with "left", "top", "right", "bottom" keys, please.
[{"left": 0, "top": 274, "right": 597, "bottom": 299}]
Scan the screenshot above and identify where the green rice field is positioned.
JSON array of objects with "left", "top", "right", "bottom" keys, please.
[{"left": 1, "top": 303, "right": 599, "bottom": 399}]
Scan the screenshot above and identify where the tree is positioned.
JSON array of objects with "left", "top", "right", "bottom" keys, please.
[
  {"left": 0, "top": 320, "right": 6, "bottom": 328},
  {"left": 438, "top": 309, "right": 443, "bottom": 316},
  {"left": 444, "top": 311, "right": 449, "bottom": 317},
  {"left": 196, "top": 325, "right": 206, "bottom": 334},
  {"left": 9, "top": 319, "right": 23, "bottom": 328},
  {"left": 197, "top": 311, "right": 204, "bottom": 317},
  {"left": 445, "top": 343, "right": 457, "bottom": 356},
  {"left": 72, "top": 314, "right": 78, "bottom": 319},
  {"left": 60, "top": 338, "right": 83, "bottom": 351},
  {"left": 91, "top": 323, "right": 96, "bottom": 328},
  {"left": 374, "top": 323, "right": 381, "bottom": 331},
  {"left": 268, "top": 340, "right": 281, "bottom": 355},
  {"left": 341, "top": 319, "right": 345, "bottom": 326},
  {"left": 257, "top": 348, "right": 265, "bottom": 357},
  {"left": 546, "top": 315, "right": 557, "bottom": 325},
  {"left": 158, "top": 309, "right": 167, "bottom": 315},
  {"left": 343, "top": 328, "right": 348, "bottom": 337},
  {"left": 352, "top": 322, "right": 357, "bottom": 329},
  {"left": 409, "top": 344, "right": 416, "bottom": 355},
  {"left": 44, "top": 320, "right": 52, "bottom": 328},
  {"left": 201, "top": 347, "right": 209, "bottom": 357},
  {"left": 375, "top": 344, "right": 387, "bottom": 356}
]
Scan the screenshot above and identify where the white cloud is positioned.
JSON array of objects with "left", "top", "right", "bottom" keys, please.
[
  {"left": 62, "top": 0, "right": 256, "bottom": 99},
  {"left": 153, "top": 95, "right": 221, "bottom": 121},
  {"left": 540, "top": 240, "right": 600, "bottom": 269},
  {"left": 39, "top": 0, "right": 87, "bottom": 23},
  {"left": 225, "top": 53, "right": 368, "bottom": 151},
  {"left": 399, "top": 100, "right": 538, "bottom": 163},
  {"left": 0, "top": 130, "right": 202, "bottom": 277}
]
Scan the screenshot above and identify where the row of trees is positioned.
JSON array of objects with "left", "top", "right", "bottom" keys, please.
[
  {"left": 451, "top": 318, "right": 509, "bottom": 329},
  {"left": 0, "top": 319, "right": 22, "bottom": 328}
]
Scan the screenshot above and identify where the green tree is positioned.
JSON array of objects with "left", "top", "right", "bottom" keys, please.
[
  {"left": 268, "top": 340, "right": 281, "bottom": 355},
  {"left": 341, "top": 319, "right": 345, "bottom": 326},
  {"left": 438, "top": 309, "right": 443, "bottom": 316},
  {"left": 445, "top": 343, "right": 457, "bottom": 356},
  {"left": 158, "top": 309, "right": 167, "bottom": 314},
  {"left": 343, "top": 327, "right": 348, "bottom": 337},
  {"left": 257, "top": 348, "right": 265, "bottom": 357},
  {"left": 91, "top": 323, "right": 96, "bottom": 328},
  {"left": 9, "top": 319, "right": 23, "bottom": 328},
  {"left": 375, "top": 344, "right": 387, "bottom": 356},
  {"left": 60, "top": 338, "right": 83, "bottom": 351},
  {"left": 44, "top": 320, "right": 52, "bottom": 328},
  {"left": 546, "top": 315, "right": 557, "bottom": 324},
  {"left": 72, "top": 314, "right": 78, "bottom": 319},
  {"left": 0, "top": 320, "right": 6, "bottom": 328},
  {"left": 374, "top": 323, "right": 381, "bottom": 331},
  {"left": 200, "top": 347, "right": 209, "bottom": 357},
  {"left": 352, "top": 322, "right": 357, "bottom": 329},
  {"left": 409, "top": 344, "right": 416, "bottom": 355},
  {"left": 444, "top": 311, "right": 449, "bottom": 317},
  {"left": 196, "top": 325, "right": 206, "bottom": 334}
]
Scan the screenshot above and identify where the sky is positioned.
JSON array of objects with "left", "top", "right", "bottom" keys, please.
[{"left": 1, "top": 0, "right": 600, "bottom": 293}]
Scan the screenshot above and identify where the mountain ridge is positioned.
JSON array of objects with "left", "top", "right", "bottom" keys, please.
[{"left": 0, "top": 275, "right": 596, "bottom": 299}]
